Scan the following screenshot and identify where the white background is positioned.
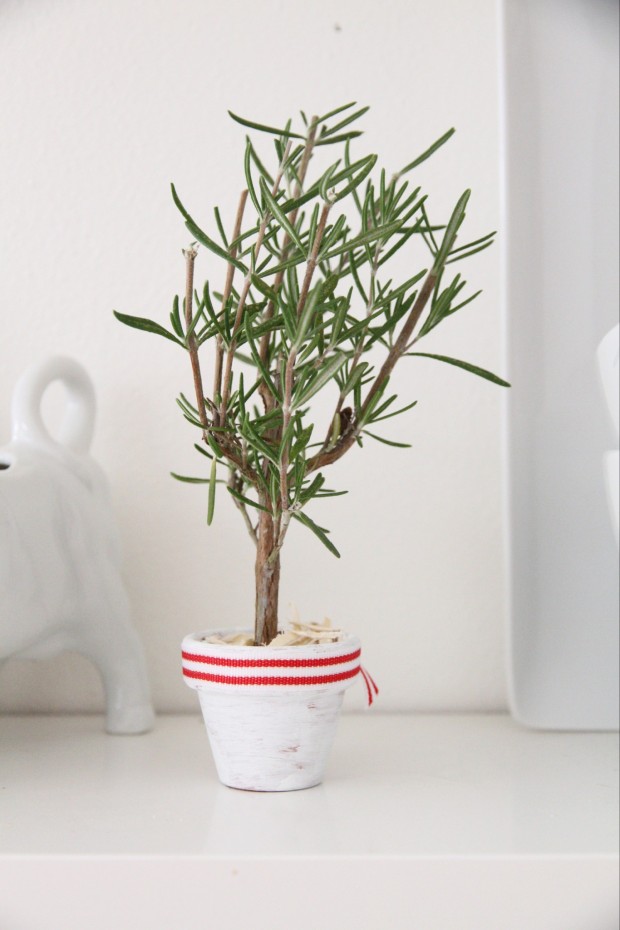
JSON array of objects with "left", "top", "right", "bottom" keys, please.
[{"left": 0, "top": 0, "right": 505, "bottom": 713}]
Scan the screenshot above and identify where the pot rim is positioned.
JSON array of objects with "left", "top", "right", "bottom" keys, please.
[
  {"left": 183, "top": 627, "right": 360, "bottom": 656},
  {"left": 181, "top": 628, "right": 362, "bottom": 695}
]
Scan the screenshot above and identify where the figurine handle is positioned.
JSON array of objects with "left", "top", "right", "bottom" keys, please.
[{"left": 11, "top": 356, "right": 96, "bottom": 454}]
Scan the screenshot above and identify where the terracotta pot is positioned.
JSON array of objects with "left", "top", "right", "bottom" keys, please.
[{"left": 182, "top": 628, "right": 362, "bottom": 791}]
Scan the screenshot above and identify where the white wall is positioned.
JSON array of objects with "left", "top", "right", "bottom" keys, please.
[{"left": 0, "top": 0, "right": 505, "bottom": 713}]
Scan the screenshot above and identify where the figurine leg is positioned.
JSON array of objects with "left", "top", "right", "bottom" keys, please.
[{"left": 76, "top": 600, "right": 155, "bottom": 735}]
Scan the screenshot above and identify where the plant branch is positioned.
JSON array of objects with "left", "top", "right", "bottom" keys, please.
[
  {"left": 220, "top": 438, "right": 260, "bottom": 487},
  {"left": 322, "top": 241, "right": 382, "bottom": 455},
  {"left": 181, "top": 245, "right": 259, "bottom": 486},
  {"left": 306, "top": 267, "right": 438, "bottom": 473},
  {"left": 295, "top": 201, "right": 332, "bottom": 322},
  {"left": 219, "top": 141, "right": 293, "bottom": 422},
  {"left": 259, "top": 116, "right": 319, "bottom": 373},
  {"left": 272, "top": 199, "right": 333, "bottom": 558},
  {"left": 182, "top": 246, "right": 210, "bottom": 432},
  {"left": 213, "top": 189, "right": 248, "bottom": 424},
  {"left": 360, "top": 269, "right": 437, "bottom": 415},
  {"left": 228, "top": 466, "right": 258, "bottom": 544}
]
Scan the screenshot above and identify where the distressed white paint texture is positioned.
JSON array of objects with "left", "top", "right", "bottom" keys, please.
[
  {"left": 0, "top": 0, "right": 504, "bottom": 713},
  {"left": 198, "top": 691, "right": 346, "bottom": 792}
]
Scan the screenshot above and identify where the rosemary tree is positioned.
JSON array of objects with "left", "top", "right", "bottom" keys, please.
[{"left": 115, "top": 104, "right": 508, "bottom": 646}]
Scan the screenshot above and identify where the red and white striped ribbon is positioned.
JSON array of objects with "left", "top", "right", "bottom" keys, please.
[{"left": 181, "top": 635, "right": 379, "bottom": 706}]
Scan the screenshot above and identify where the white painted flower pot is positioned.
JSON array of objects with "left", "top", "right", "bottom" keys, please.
[{"left": 182, "top": 629, "right": 363, "bottom": 791}]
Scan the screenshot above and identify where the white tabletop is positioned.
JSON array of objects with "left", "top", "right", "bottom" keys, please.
[
  {"left": 0, "top": 712, "right": 617, "bottom": 856},
  {"left": 0, "top": 713, "right": 618, "bottom": 930}
]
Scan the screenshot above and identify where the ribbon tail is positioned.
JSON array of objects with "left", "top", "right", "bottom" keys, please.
[{"left": 360, "top": 665, "right": 380, "bottom": 707}]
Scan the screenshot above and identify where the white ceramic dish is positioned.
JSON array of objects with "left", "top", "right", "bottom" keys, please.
[{"left": 500, "top": 0, "right": 619, "bottom": 729}]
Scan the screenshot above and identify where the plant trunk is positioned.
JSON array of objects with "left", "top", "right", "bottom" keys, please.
[{"left": 254, "top": 507, "right": 280, "bottom": 645}]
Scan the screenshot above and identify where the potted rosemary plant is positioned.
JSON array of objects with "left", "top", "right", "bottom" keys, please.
[{"left": 115, "top": 104, "right": 508, "bottom": 791}]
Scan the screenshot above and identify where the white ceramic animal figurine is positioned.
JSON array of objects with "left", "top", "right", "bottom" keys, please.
[{"left": 0, "top": 356, "right": 154, "bottom": 734}]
